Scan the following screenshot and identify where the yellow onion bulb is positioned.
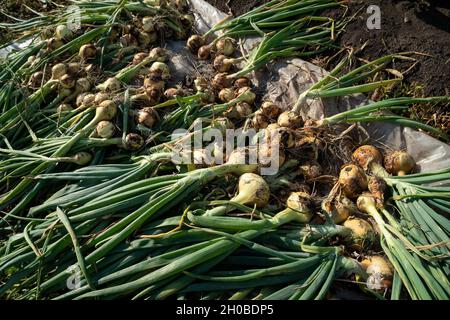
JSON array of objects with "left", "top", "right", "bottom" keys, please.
[
  {"left": 164, "top": 87, "right": 186, "bottom": 99},
  {"left": 136, "top": 107, "right": 159, "bottom": 128},
  {"left": 218, "top": 88, "right": 235, "bottom": 102},
  {"left": 212, "top": 73, "right": 231, "bottom": 89},
  {"left": 57, "top": 103, "right": 73, "bottom": 113},
  {"left": 197, "top": 45, "right": 211, "bottom": 60},
  {"left": 71, "top": 152, "right": 92, "bottom": 166},
  {"left": 130, "top": 93, "right": 151, "bottom": 108},
  {"left": 76, "top": 78, "right": 91, "bottom": 93},
  {"left": 327, "top": 196, "right": 357, "bottom": 224},
  {"left": 51, "top": 63, "right": 67, "bottom": 80},
  {"left": 280, "top": 191, "right": 313, "bottom": 223},
  {"left": 233, "top": 173, "right": 270, "bottom": 208},
  {"left": 67, "top": 62, "right": 81, "bottom": 76},
  {"left": 141, "top": 16, "right": 155, "bottom": 32},
  {"left": 124, "top": 133, "right": 144, "bottom": 150},
  {"left": 226, "top": 147, "right": 250, "bottom": 165},
  {"left": 47, "top": 37, "right": 64, "bottom": 50},
  {"left": 138, "top": 31, "right": 157, "bottom": 46},
  {"left": 251, "top": 110, "right": 270, "bottom": 129},
  {"left": 59, "top": 74, "right": 76, "bottom": 89},
  {"left": 235, "top": 102, "right": 253, "bottom": 119},
  {"left": 213, "top": 55, "right": 233, "bottom": 73},
  {"left": 352, "top": 145, "right": 383, "bottom": 171},
  {"left": 234, "top": 77, "right": 252, "bottom": 88},
  {"left": 132, "top": 52, "right": 148, "bottom": 65},
  {"left": 339, "top": 164, "right": 368, "bottom": 199},
  {"left": 187, "top": 35, "right": 204, "bottom": 54},
  {"left": 101, "top": 77, "right": 122, "bottom": 92},
  {"left": 211, "top": 117, "right": 234, "bottom": 132},
  {"left": 149, "top": 47, "right": 166, "bottom": 62},
  {"left": 96, "top": 100, "right": 117, "bottom": 121},
  {"left": 261, "top": 101, "right": 281, "bottom": 119},
  {"left": 194, "top": 77, "right": 208, "bottom": 92},
  {"left": 79, "top": 44, "right": 97, "bottom": 60},
  {"left": 384, "top": 150, "right": 415, "bottom": 176},
  {"left": 343, "top": 217, "right": 376, "bottom": 251},
  {"left": 277, "top": 111, "right": 302, "bottom": 128},
  {"left": 236, "top": 86, "right": 256, "bottom": 104},
  {"left": 215, "top": 37, "right": 235, "bottom": 56},
  {"left": 150, "top": 62, "right": 170, "bottom": 80},
  {"left": 96, "top": 121, "right": 116, "bottom": 138},
  {"left": 94, "top": 92, "right": 109, "bottom": 105}
]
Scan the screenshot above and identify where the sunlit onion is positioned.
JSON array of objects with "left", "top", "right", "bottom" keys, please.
[
  {"left": 339, "top": 164, "right": 368, "bottom": 199},
  {"left": 343, "top": 217, "right": 376, "bottom": 251},
  {"left": 384, "top": 150, "right": 415, "bottom": 176}
]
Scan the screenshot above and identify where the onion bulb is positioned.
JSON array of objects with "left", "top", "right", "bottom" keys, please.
[
  {"left": 226, "top": 147, "right": 250, "bottom": 165},
  {"left": 361, "top": 255, "right": 394, "bottom": 291},
  {"left": 164, "top": 87, "right": 187, "bottom": 99},
  {"left": 98, "top": 77, "right": 121, "bottom": 92},
  {"left": 136, "top": 107, "right": 159, "bottom": 128},
  {"left": 273, "top": 192, "right": 313, "bottom": 224},
  {"left": 343, "top": 217, "right": 376, "bottom": 250},
  {"left": 55, "top": 25, "right": 72, "bottom": 40},
  {"left": 235, "top": 102, "right": 253, "bottom": 118},
  {"left": 197, "top": 45, "right": 211, "bottom": 60},
  {"left": 277, "top": 111, "right": 302, "bottom": 128},
  {"left": 211, "top": 117, "right": 234, "bottom": 132},
  {"left": 124, "top": 133, "right": 144, "bottom": 150},
  {"left": 214, "top": 55, "right": 235, "bottom": 72},
  {"left": 59, "top": 74, "right": 75, "bottom": 89},
  {"left": 130, "top": 93, "right": 151, "bottom": 108},
  {"left": 141, "top": 16, "right": 155, "bottom": 32},
  {"left": 94, "top": 92, "right": 109, "bottom": 105},
  {"left": 79, "top": 44, "right": 97, "bottom": 60},
  {"left": 51, "top": 63, "right": 67, "bottom": 80},
  {"left": 82, "top": 93, "right": 96, "bottom": 107},
  {"left": 76, "top": 78, "right": 91, "bottom": 93},
  {"left": 138, "top": 31, "right": 157, "bottom": 46},
  {"left": 339, "top": 164, "right": 368, "bottom": 199},
  {"left": 352, "top": 145, "right": 388, "bottom": 177},
  {"left": 148, "top": 47, "right": 167, "bottom": 62},
  {"left": 96, "top": 121, "right": 116, "bottom": 138},
  {"left": 57, "top": 104, "right": 73, "bottom": 113},
  {"left": 96, "top": 100, "right": 117, "bottom": 121},
  {"left": 47, "top": 38, "right": 64, "bottom": 50},
  {"left": 67, "top": 62, "right": 81, "bottom": 76},
  {"left": 234, "top": 77, "right": 252, "bottom": 88},
  {"left": 251, "top": 110, "right": 270, "bottom": 129},
  {"left": 133, "top": 52, "right": 148, "bottom": 65},
  {"left": 368, "top": 176, "right": 387, "bottom": 207},
  {"left": 187, "top": 35, "right": 204, "bottom": 54},
  {"left": 150, "top": 62, "right": 170, "bottom": 80},
  {"left": 259, "top": 142, "right": 286, "bottom": 168},
  {"left": 235, "top": 86, "right": 256, "bottom": 104},
  {"left": 322, "top": 195, "right": 357, "bottom": 224},
  {"left": 299, "top": 160, "right": 322, "bottom": 180},
  {"left": 194, "top": 77, "right": 208, "bottom": 92},
  {"left": 218, "top": 88, "right": 235, "bottom": 102},
  {"left": 261, "top": 101, "right": 281, "bottom": 119},
  {"left": 212, "top": 73, "right": 231, "bottom": 89},
  {"left": 384, "top": 150, "right": 415, "bottom": 176},
  {"left": 71, "top": 152, "right": 92, "bottom": 166},
  {"left": 232, "top": 173, "right": 270, "bottom": 208},
  {"left": 215, "top": 37, "right": 235, "bottom": 56}
]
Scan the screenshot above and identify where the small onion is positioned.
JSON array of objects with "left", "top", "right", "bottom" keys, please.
[
  {"left": 82, "top": 93, "right": 96, "bottom": 107},
  {"left": 215, "top": 37, "right": 235, "bottom": 56},
  {"left": 59, "top": 74, "right": 76, "bottom": 89},
  {"left": 47, "top": 37, "right": 64, "bottom": 50},
  {"left": 96, "top": 121, "right": 116, "bottom": 138},
  {"left": 277, "top": 111, "right": 302, "bottom": 128},
  {"left": 124, "top": 133, "right": 144, "bottom": 150},
  {"left": 218, "top": 88, "right": 235, "bottom": 102},
  {"left": 79, "top": 44, "right": 97, "bottom": 60},
  {"left": 384, "top": 150, "right": 415, "bottom": 176},
  {"left": 211, "top": 117, "right": 234, "bottom": 132},
  {"left": 197, "top": 45, "right": 211, "bottom": 60},
  {"left": 119, "top": 34, "right": 138, "bottom": 47},
  {"left": 232, "top": 173, "right": 270, "bottom": 208},
  {"left": 96, "top": 100, "right": 117, "bottom": 121},
  {"left": 261, "top": 101, "right": 281, "bottom": 119},
  {"left": 226, "top": 147, "right": 250, "bottom": 165},
  {"left": 235, "top": 102, "right": 253, "bottom": 119},
  {"left": 51, "top": 63, "right": 67, "bottom": 80},
  {"left": 324, "top": 196, "right": 357, "bottom": 224},
  {"left": 361, "top": 256, "right": 394, "bottom": 290},
  {"left": 76, "top": 78, "right": 91, "bottom": 93},
  {"left": 338, "top": 164, "right": 368, "bottom": 199},
  {"left": 150, "top": 62, "right": 170, "bottom": 80},
  {"left": 144, "top": 76, "right": 165, "bottom": 91},
  {"left": 136, "top": 107, "right": 159, "bottom": 128},
  {"left": 138, "top": 31, "right": 157, "bottom": 46},
  {"left": 55, "top": 25, "right": 72, "bottom": 40},
  {"left": 142, "top": 16, "right": 155, "bottom": 32},
  {"left": 200, "top": 89, "right": 216, "bottom": 103},
  {"left": 149, "top": 47, "right": 166, "bottom": 62},
  {"left": 352, "top": 145, "right": 383, "bottom": 171},
  {"left": 252, "top": 110, "right": 270, "bottom": 129},
  {"left": 236, "top": 86, "right": 256, "bottom": 104},
  {"left": 274, "top": 192, "right": 313, "bottom": 224},
  {"left": 259, "top": 143, "right": 286, "bottom": 168},
  {"left": 145, "top": 87, "right": 162, "bottom": 105},
  {"left": 100, "top": 77, "right": 121, "bottom": 92},
  {"left": 343, "top": 217, "right": 376, "bottom": 251},
  {"left": 234, "top": 77, "right": 252, "bottom": 88},
  {"left": 76, "top": 93, "right": 87, "bottom": 107},
  {"left": 57, "top": 104, "right": 73, "bottom": 113},
  {"left": 130, "top": 93, "right": 151, "bottom": 108},
  {"left": 71, "top": 152, "right": 92, "bottom": 166},
  {"left": 94, "top": 92, "right": 109, "bottom": 105},
  {"left": 213, "top": 55, "right": 234, "bottom": 72},
  {"left": 212, "top": 73, "right": 231, "bottom": 89},
  {"left": 187, "top": 35, "right": 204, "bottom": 54},
  {"left": 67, "top": 62, "right": 81, "bottom": 76},
  {"left": 194, "top": 77, "right": 208, "bottom": 91}
]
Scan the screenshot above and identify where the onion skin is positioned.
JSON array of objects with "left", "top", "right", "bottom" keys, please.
[
  {"left": 136, "top": 107, "right": 159, "bottom": 128},
  {"left": 133, "top": 52, "right": 148, "bottom": 65},
  {"left": 212, "top": 73, "right": 231, "bottom": 89},
  {"left": 213, "top": 55, "right": 233, "bottom": 72},
  {"left": 235, "top": 87, "right": 256, "bottom": 104},
  {"left": 352, "top": 145, "right": 388, "bottom": 177},
  {"left": 233, "top": 173, "right": 270, "bottom": 208},
  {"left": 59, "top": 74, "right": 76, "bottom": 89},
  {"left": 329, "top": 196, "right": 357, "bottom": 224},
  {"left": 235, "top": 102, "right": 253, "bottom": 119},
  {"left": 197, "top": 45, "right": 211, "bottom": 60},
  {"left": 384, "top": 151, "right": 416, "bottom": 176},
  {"left": 194, "top": 77, "right": 208, "bottom": 92},
  {"left": 215, "top": 38, "right": 235, "bottom": 56},
  {"left": 343, "top": 217, "right": 376, "bottom": 251},
  {"left": 339, "top": 164, "right": 368, "bottom": 199},
  {"left": 218, "top": 88, "right": 235, "bottom": 102},
  {"left": 274, "top": 192, "right": 313, "bottom": 224},
  {"left": 150, "top": 62, "right": 170, "bottom": 80},
  {"left": 234, "top": 77, "right": 252, "bottom": 88},
  {"left": 368, "top": 176, "right": 387, "bottom": 208},
  {"left": 187, "top": 35, "right": 204, "bottom": 54},
  {"left": 96, "top": 121, "right": 116, "bottom": 138},
  {"left": 299, "top": 160, "right": 322, "bottom": 181},
  {"left": 261, "top": 101, "right": 281, "bottom": 119},
  {"left": 96, "top": 100, "right": 117, "bottom": 121},
  {"left": 124, "top": 133, "right": 144, "bottom": 150},
  {"left": 79, "top": 44, "right": 97, "bottom": 60},
  {"left": 252, "top": 110, "right": 270, "bottom": 129},
  {"left": 277, "top": 111, "right": 303, "bottom": 128},
  {"left": 51, "top": 63, "right": 67, "bottom": 80}
]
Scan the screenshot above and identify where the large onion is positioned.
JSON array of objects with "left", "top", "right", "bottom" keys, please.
[
  {"left": 343, "top": 217, "right": 376, "bottom": 251},
  {"left": 384, "top": 150, "right": 416, "bottom": 176},
  {"left": 338, "top": 164, "right": 368, "bottom": 199},
  {"left": 215, "top": 37, "right": 235, "bottom": 56},
  {"left": 352, "top": 145, "right": 388, "bottom": 177},
  {"left": 361, "top": 255, "right": 394, "bottom": 290},
  {"left": 95, "top": 121, "right": 116, "bottom": 138}
]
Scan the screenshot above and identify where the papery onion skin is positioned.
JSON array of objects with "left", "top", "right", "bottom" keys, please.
[
  {"left": 352, "top": 145, "right": 383, "bottom": 171},
  {"left": 234, "top": 173, "right": 270, "bottom": 208},
  {"left": 197, "top": 45, "right": 211, "bottom": 60},
  {"left": 124, "top": 133, "right": 144, "bottom": 150},
  {"left": 218, "top": 88, "right": 235, "bottom": 102},
  {"left": 252, "top": 110, "right": 270, "bottom": 129},
  {"left": 212, "top": 73, "right": 231, "bottom": 89},
  {"left": 215, "top": 37, "right": 235, "bottom": 56},
  {"left": 187, "top": 35, "right": 204, "bottom": 54},
  {"left": 277, "top": 111, "right": 303, "bottom": 128},
  {"left": 234, "top": 77, "right": 252, "bottom": 88},
  {"left": 361, "top": 255, "right": 394, "bottom": 290},
  {"left": 261, "top": 101, "right": 281, "bottom": 119},
  {"left": 136, "top": 107, "right": 159, "bottom": 128},
  {"left": 339, "top": 164, "right": 368, "bottom": 199},
  {"left": 96, "top": 121, "right": 116, "bottom": 138}
]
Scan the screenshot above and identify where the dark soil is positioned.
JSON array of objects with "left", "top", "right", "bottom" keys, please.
[{"left": 205, "top": 0, "right": 450, "bottom": 134}]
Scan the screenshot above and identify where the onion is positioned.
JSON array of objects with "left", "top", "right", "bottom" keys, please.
[
  {"left": 235, "top": 86, "right": 256, "bottom": 104},
  {"left": 200, "top": 89, "right": 216, "bottom": 103},
  {"left": 181, "top": 14, "right": 195, "bottom": 29},
  {"left": 76, "top": 78, "right": 91, "bottom": 93},
  {"left": 96, "top": 121, "right": 116, "bottom": 138},
  {"left": 28, "top": 71, "right": 44, "bottom": 87},
  {"left": 259, "top": 142, "right": 286, "bottom": 168},
  {"left": 339, "top": 164, "right": 368, "bottom": 199},
  {"left": 142, "top": 16, "right": 155, "bottom": 32},
  {"left": 218, "top": 88, "right": 235, "bottom": 102},
  {"left": 234, "top": 77, "right": 252, "bottom": 88},
  {"left": 79, "top": 44, "right": 97, "bottom": 60},
  {"left": 82, "top": 93, "right": 96, "bottom": 107},
  {"left": 120, "top": 34, "right": 138, "bottom": 47},
  {"left": 164, "top": 87, "right": 186, "bottom": 99},
  {"left": 226, "top": 147, "right": 250, "bottom": 165},
  {"left": 150, "top": 62, "right": 170, "bottom": 80},
  {"left": 51, "top": 63, "right": 67, "bottom": 80},
  {"left": 129, "top": 93, "right": 150, "bottom": 108},
  {"left": 143, "top": 75, "right": 165, "bottom": 91},
  {"left": 235, "top": 102, "right": 253, "bottom": 118},
  {"left": 187, "top": 35, "right": 204, "bottom": 54},
  {"left": 368, "top": 176, "right": 387, "bottom": 207},
  {"left": 343, "top": 217, "right": 376, "bottom": 250},
  {"left": 273, "top": 192, "right": 313, "bottom": 224},
  {"left": 194, "top": 77, "right": 208, "bottom": 91},
  {"left": 212, "top": 73, "right": 231, "bottom": 89},
  {"left": 136, "top": 107, "right": 159, "bottom": 128},
  {"left": 299, "top": 160, "right": 322, "bottom": 180},
  {"left": 59, "top": 74, "right": 76, "bottom": 89},
  {"left": 55, "top": 25, "right": 72, "bottom": 40},
  {"left": 211, "top": 117, "right": 234, "bottom": 132},
  {"left": 71, "top": 152, "right": 92, "bottom": 166},
  {"left": 361, "top": 256, "right": 394, "bottom": 290},
  {"left": 98, "top": 77, "right": 121, "bottom": 92},
  {"left": 213, "top": 55, "right": 235, "bottom": 72},
  {"left": 384, "top": 150, "right": 415, "bottom": 176},
  {"left": 252, "top": 110, "right": 270, "bottom": 129},
  {"left": 145, "top": 87, "right": 162, "bottom": 105},
  {"left": 47, "top": 37, "right": 64, "bottom": 50},
  {"left": 352, "top": 145, "right": 388, "bottom": 177},
  {"left": 94, "top": 92, "right": 109, "bottom": 105},
  {"left": 148, "top": 47, "right": 166, "bottom": 62},
  {"left": 133, "top": 52, "right": 148, "bottom": 65},
  {"left": 322, "top": 195, "right": 357, "bottom": 224},
  {"left": 231, "top": 173, "right": 270, "bottom": 208},
  {"left": 124, "top": 133, "right": 144, "bottom": 150},
  {"left": 67, "top": 62, "right": 81, "bottom": 76},
  {"left": 197, "top": 45, "right": 211, "bottom": 60},
  {"left": 261, "top": 101, "right": 281, "bottom": 119},
  {"left": 96, "top": 100, "right": 117, "bottom": 121},
  {"left": 215, "top": 37, "right": 235, "bottom": 56},
  {"left": 264, "top": 123, "right": 280, "bottom": 142},
  {"left": 277, "top": 111, "right": 302, "bottom": 128}
]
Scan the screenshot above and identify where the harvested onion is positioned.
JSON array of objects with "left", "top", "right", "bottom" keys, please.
[
  {"left": 384, "top": 150, "right": 415, "bottom": 176},
  {"left": 339, "top": 164, "right": 368, "bottom": 199},
  {"left": 343, "top": 217, "right": 376, "bottom": 251}
]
